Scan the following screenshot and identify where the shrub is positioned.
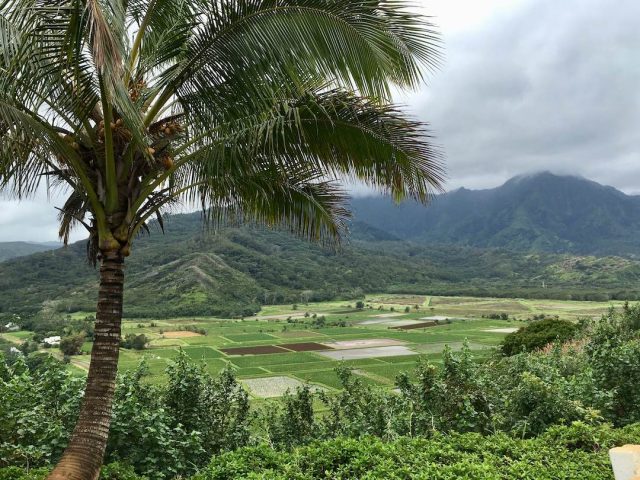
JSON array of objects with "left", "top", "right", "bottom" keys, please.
[
  {"left": 256, "top": 385, "right": 317, "bottom": 449},
  {"left": 0, "top": 467, "right": 50, "bottom": 480},
  {"left": 59, "top": 333, "right": 85, "bottom": 356},
  {"left": 194, "top": 425, "right": 623, "bottom": 480},
  {"left": 119, "top": 334, "right": 148, "bottom": 350},
  {"left": 100, "top": 463, "right": 148, "bottom": 480},
  {"left": 501, "top": 318, "right": 578, "bottom": 355},
  {"left": 397, "top": 344, "right": 492, "bottom": 435},
  {"left": 0, "top": 463, "right": 149, "bottom": 480}
]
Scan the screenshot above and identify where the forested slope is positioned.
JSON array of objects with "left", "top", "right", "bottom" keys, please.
[{"left": 2, "top": 211, "right": 640, "bottom": 318}]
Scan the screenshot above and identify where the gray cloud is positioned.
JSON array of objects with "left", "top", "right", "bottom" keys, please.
[
  {"left": 0, "top": 190, "right": 79, "bottom": 242},
  {"left": 409, "top": 0, "right": 640, "bottom": 192},
  {"left": 2, "top": 0, "right": 640, "bottom": 241}
]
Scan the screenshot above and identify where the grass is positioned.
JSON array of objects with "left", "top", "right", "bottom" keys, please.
[
  {"left": 32, "top": 293, "right": 621, "bottom": 395},
  {"left": 293, "top": 370, "right": 345, "bottom": 389},
  {"left": 182, "top": 346, "right": 225, "bottom": 359},
  {"left": 265, "top": 361, "right": 338, "bottom": 374},
  {"left": 230, "top": 352, "right": 328, "bottom": 369},
  {"left": 359, "top": 363, "right": 416, "bottom": 382},
  {"left": 223, "top": 333, "right": 278, "bottom": 342}
]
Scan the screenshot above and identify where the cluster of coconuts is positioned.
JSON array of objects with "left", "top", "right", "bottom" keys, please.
[
  {"left": 129, "top": 79, "right": 146, "bottom": 103},
  {"left": 149, "top": 121, "right": 184, "bottom": 170},
  {"left": 96, "top": 118, "right": 133, "bottom": 143},
  {"left": 55, "top": 134, "right": 81, "bottom": 165},
  {"left": 63, "top": 134, "right": 80, "bottom": 151},
  {"left": 144, "top": 145, "right": 173, "bottom": 170}
]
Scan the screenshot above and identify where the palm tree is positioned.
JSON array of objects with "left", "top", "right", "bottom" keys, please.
[{"left": 0, "top": 0, "right": 444, "bottom": 478}]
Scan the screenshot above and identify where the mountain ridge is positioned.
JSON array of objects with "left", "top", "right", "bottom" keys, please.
[
  {"left": 349, "top": 172, "right": 640, "bottom": 256},
  {"left": 0, "top": 241, "right": 61, "bottom": 262}
]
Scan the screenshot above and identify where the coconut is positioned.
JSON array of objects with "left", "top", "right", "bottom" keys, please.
[{"left": 161, "top": 156, "right": 174, "bottom": 169}]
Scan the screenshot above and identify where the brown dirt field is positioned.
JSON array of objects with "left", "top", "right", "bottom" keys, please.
[
  {"left": 391, "top": 321, "right": 437, "bottom": 330},
  {"left": 221, "top": 345, "right": 288, "bottom": 355},
  {"left": 163, "top": 331, "right": 203, "bottom": 338},
  {"left": 279, "top": 342, "right": 334, "bottom": 352}
]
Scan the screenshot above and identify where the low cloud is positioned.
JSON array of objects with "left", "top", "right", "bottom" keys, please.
[{"left": 410, "top": 0, "right": 640, "bottom": 192}]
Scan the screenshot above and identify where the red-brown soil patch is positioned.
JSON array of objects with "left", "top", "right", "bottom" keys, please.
[
  {"left": 221, "top": 345, "right": 288, "bottom": 355},
  {"left": 279, "top": 342, "right": 334, "bottom": 352},
  {"left": 391, "top": 321, "right": 437, "bottom": 330}
]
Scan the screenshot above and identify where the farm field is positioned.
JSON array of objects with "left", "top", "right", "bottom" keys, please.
[{"left": 3, "top": 294, "right": 623, "bottom": 398}]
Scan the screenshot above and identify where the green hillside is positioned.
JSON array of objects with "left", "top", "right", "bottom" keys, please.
[{"left": 2, "top": 211, "right": 640, "bottom": 318}]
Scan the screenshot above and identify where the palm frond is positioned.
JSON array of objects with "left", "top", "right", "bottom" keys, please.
[
  {"left": 148, "top": 0, "right": 441, "bottom": 124},
  {"left": 56, "top": 190, "right": 91, "bottom": 244},
  {"left": 170, "top": 88, "right": 444, "bottom": 207},
  {"left": 177, "top": 165, "right": 350, "bottom": 244}
]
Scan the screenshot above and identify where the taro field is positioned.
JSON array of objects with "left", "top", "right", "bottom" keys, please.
[{"left": 3, "top": 294, "right": 622, "bottom": 399}]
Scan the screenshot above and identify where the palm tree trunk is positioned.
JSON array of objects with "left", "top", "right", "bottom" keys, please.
[{"left": 48, "top": 251, "right": 125, "bottom": 480}]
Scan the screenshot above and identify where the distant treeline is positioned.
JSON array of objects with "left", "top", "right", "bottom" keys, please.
[{"left": 2, "top": 214, "right": 640, "bottom": 318}]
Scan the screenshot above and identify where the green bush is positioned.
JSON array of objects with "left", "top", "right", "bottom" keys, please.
[
  {"left": 0, "top": 354, "right": 83, "bottom": 468},
  {"left": 0, "top": 463, "right": 148, "bottom": 480},
  {"left": 120, "top": 333, "right": 148, "bottom": 350},
  {"left": 100, "top": 462, "right": 148, "bottom": 480},
  {"left": 501, "top": 318, "right": 578, "bottom": 355},
  {"left": 59, "top": 332, "right": 86, "bottom": 356},
  {"left": 194, "top": 423, "right": 628, "bottom": 480},
  {"left": 0, "top": 467, "right": 49, "bottom": 480}
]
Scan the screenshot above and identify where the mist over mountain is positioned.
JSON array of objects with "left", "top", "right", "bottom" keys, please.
[
  {"left": 350, "top": 172, "right": 640, "bottom": 256},
  {"left": 0, "top": 241, "right": 61, "bottom": 262}
]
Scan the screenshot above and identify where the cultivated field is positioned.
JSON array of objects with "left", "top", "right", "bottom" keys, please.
[{"left": 3, "top": 294, "right": 623, "bottom": 398}]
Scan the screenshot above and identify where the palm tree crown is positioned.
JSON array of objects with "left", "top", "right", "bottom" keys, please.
[
  {"left": 1, "top": 0, "right": 443, "bottom": 257},
  {"left": 0, "top": 1, "right": 444, "bottom": 478}
]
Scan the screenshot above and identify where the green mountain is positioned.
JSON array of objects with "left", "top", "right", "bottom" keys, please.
[
  {"left": 350, "top": 172, "right": 640, "bottom": 256},
  {"left": 0, "top": 241, "right": 60, "bottom": 262},
  {"left": 2, "top": 208, "right": 640, "bottom": 318}
]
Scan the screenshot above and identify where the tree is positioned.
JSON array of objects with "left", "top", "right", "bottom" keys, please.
[
  {"left": 120, "top": 333, "right": 148, "bottom": 350},
  {"left": 501, "top": 319, "right": 578, "bottom": 356},
  {"left": 355, "top": 301, "right": 365, "bottom": 310},
  {"left": 0, "top": 1, "right": 443, "bottom": 478},
  {"left": 59, "top": 333, "right": 86, "bottom": 357}
]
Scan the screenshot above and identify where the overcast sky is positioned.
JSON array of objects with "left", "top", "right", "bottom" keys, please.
[{"left": 2, "top": 0, "right": 640, "bottom": 242}]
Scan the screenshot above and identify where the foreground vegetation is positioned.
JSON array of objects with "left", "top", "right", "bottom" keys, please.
[
  {"left": 3, "top": 424, "right": 638, "bottom": 480},
  {"left": 3, "top": 303, "right": 640, "bottom": 478}
]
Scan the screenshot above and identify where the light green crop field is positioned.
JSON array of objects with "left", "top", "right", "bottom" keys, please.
[{"left": 7, "top": 294, "right": 622, "bottom": 397}]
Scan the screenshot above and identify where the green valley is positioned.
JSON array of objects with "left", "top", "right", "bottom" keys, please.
[{"left": 2, "top": 294, "right": 622, "bottom": 388}]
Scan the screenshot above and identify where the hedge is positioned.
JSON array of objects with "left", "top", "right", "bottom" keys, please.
[{"left": 4, "top": 423, "right": 639, "bottom": 480}]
